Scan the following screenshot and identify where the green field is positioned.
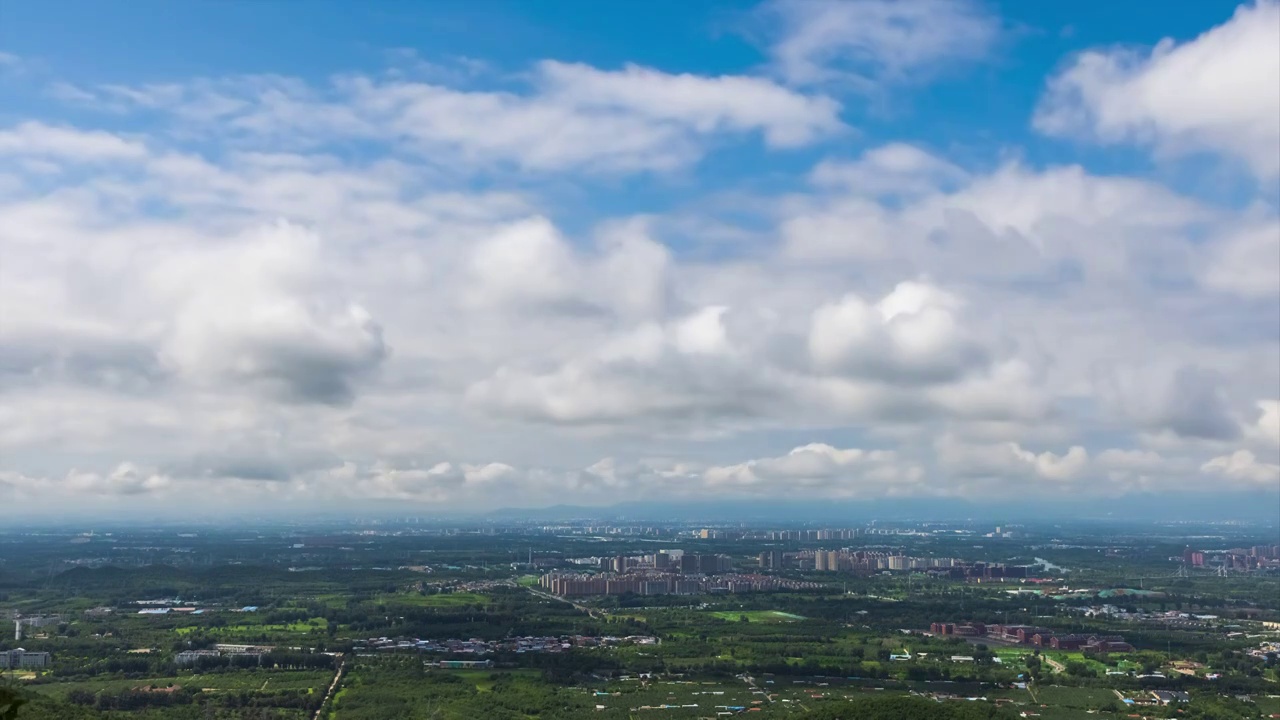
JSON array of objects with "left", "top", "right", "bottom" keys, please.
[
  {"left": 445, "top": 668, "right": 541, "bottom": 693},
  {"left": 708, "top": 610, "right": 806, "bottom": 622},
  {"left": 32, "top": 670, "right": 334, "bottom": 700},
  {"left": 174, "top": 617, "right": 329, "bottom": 636},
  {"left": 1028, "top": 684, "right": 1120, "bottom": 710},
  {"left": 374, "top": 591, "right": 492, "bottom": 607}
]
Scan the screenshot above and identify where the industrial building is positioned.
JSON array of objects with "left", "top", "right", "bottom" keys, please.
[{"left": 0, "top": 648, "right": 51, "bottom": 669}]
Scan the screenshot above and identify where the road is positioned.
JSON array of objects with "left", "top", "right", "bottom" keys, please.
[
  {"left": 739, "top": 673, "right": 774, "bottom": 705},
  {"left": 312, "top": 657, "right": 346, "bottom": 720},
  {"left": 1043, "top": 656, "right": 1065, "bottom": 674},
  {"left": 526, "top": 587, "right": 606, "bottom": 619}
]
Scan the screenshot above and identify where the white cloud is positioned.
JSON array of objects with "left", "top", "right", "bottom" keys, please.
[
  {"left": 1, "top": 31, "right": 1277, "bottom": 513},
  {"left": 0, "top": 121, "right": 148, "bottom": 161},
  {"left": 1035, "top": 0, "right": 1280, "bottom": 178},
  {"left": 534, "top": 61, "right": 845, "bottom": 148},
  {"left": 62, "top": 62, "right": 844, "bottom": 174},
  {"left": 938, "top": 437, "right": 1088, "bottom": 483},
  {"left": 784, "top": 155, "right": 1208, "bottom": 269},
  {"left": 809, "top": 281, "right": 987, "bottom": 384},
  {"left": 701, "top": 443, "right": 925, "bottom": 496},
  {"left": 1202, "top": 449, "right": 1280, "bottom": 485},
  {"left": 66, "top": 463, "right": 173, "bottom": 495},
  {"left": 1093, "top": 364, "right": 1241, "bottom": 441},
  {"left": 760, "top": 0, "right": 1000, "bottom": 88},
  {"left": 154, "top": 221, "right": 388, "bottom": 405},
  {"left": 464, "top": 306, "right": 781, "bottom": 427},
  {"left": 344, "top": 63, "right": 844, "bottom": 171},
  {"left": 809, "top": 143, "right": 968, "bottom": 197},
  {"left": 347, "top": 460, "right": 519, "bottom": 501},
  {"left": 1202, "top": 220, "right": 1280, "bottom": 297},
  {"left": 465, "top": 217, "right": 582, "bottom": 310},
  {"left": 1245, "top": 400, "right": 1280, "bottom": 448}
]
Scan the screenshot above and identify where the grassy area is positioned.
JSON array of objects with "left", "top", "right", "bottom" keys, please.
[
  {"left": 31, "top": 670, "right": 334, "bottom": 700},
  {"left": 1254, "top": 695, "right": 1280, "bottom": 714},
  {"left": 314, "top": 593, "right": 349, "bottom": 609},
  {"left": 1040, "top": 650, "right": 1111, "bottom": 675},
  {"left": 1029, "top": 684, "right": 1119, "bottom": 710},
  {"left": 708, "top": 610, "right": 806, "bottom": 622},
  {"left": 442, "top": 668, "right": 541, "bottom": 693},
  {"left": 609, "top": 612, "right": 648, "bottom": 622},
  {"left": 374, "top": 592, "right": 491, "bottom": 607},
  {"left": 327, "top": 685, "right": 349, "bottom": 719},
  {"left": 174, "top": 617, "right": 328, "bottom": 636}
]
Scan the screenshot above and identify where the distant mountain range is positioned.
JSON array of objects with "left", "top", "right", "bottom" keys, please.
[
  {"left": 3, "top": 490, "right": 1275, "bottom": 528},
  {"left": 483, "top": 492, "right": 1280, "bottom": 524}
]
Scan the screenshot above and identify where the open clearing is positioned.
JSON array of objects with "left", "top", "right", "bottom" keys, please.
[
  {"left": 708, "top": 610, "right": 806, "bottom": 622},
  {"left": 374, "top": 591, "right": 492, "bottom": 607},
  {"left": 32, "top": 670, "right": 333, "bottom": 700}
]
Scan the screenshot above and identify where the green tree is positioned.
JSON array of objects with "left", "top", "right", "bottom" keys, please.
[{"left": 0, "top": 687, "right": 25, "bottom": 720}]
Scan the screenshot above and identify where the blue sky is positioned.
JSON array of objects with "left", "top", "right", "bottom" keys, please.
[
  {"left": 0, "top": 0, "right": 1276, "bottom": 516},
  {"left": 0, "top": 0, "right": 1264, "bottom": 221},
  {"left": 0, "top": 0, "right": 1250, "bottom": 170}
]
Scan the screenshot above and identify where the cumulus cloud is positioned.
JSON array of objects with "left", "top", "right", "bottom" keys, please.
[
  {"left": 0, "top": 21, "right": 1276, "bottom": 513},
  {"left": 1202, "top": 220, "right": 1280, "bottom": 297},
  {"left": 702, "top": 443, "right": 925, "bottom": 496},
  {"left": 155, "top": 221, "right": 388, "bottom": 404},
  {"left": 345, "top": 460, "right": 519, "bottom": 501},
  {"left": 465, "top": 306, "right": 785, "bottom": 426},
  {"left": 1244, "top": 400, "right": 1280, "bottom": 448},
  {"left": 1202, "top": 449, "right": 1280, "bottom": 485},
  {"left": 1035, "top": 1, "right": 1280, "bottom": 178},
  {"left": 1094, "top": 364, "right": 1242, "bottom": 442},
  {"left": 66, "top": 463, "right": 173, "bottom": 495},
  {"left": 760, "top": 0, "right": 1000, "bottom": 88},
  {"left": 809, "top": 143, "right": 969, "bottom": 197},
  {"left": 809, "top": 281, "right": 987, "bottom": 384},
  {"left": 938, "top": 437, "right": 1088, "bottom": 483},
  {"left": 784, "top": 153, "right": 1208, "bottom": 272}
]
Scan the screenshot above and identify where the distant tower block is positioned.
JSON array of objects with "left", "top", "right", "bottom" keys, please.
[{"left": 14, "top": 618, "right": 21, "bottom": 641}]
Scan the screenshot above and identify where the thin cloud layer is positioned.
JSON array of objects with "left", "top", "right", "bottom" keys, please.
[
  {"left": 760, "top": 0, "right": 1000, "bottom": 88},
  {"left": 53, "top": 61, "right": 845, "bottom": 174}
]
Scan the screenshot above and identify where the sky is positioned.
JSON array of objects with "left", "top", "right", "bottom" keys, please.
[{"left": 0, "top": 0, "right": 1277, "bottom": 518}]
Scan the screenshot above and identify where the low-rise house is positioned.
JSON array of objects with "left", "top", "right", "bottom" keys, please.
[{"left": 1150, "top": 690, "right": 1190, "bottom": 705}]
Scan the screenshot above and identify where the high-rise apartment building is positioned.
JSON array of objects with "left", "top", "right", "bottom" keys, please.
[{"left": 758, "top": 550, "right": 784, "bottom": 570}]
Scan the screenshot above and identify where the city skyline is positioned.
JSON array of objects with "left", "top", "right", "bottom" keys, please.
[{"left": 0, "top": 0, "right": 1278, "bottom": 516}]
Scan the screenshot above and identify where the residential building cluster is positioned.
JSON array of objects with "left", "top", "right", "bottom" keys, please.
[
  {"left": 790, "top": 549, "right": 1035, "bottom": 579},
  {"left": 1115, "top": 690, "right": 1191, "bottom": 707},
  {"left": 801, "top": 549, "right": 962, "bottom": 572},
  {"left": 1182, "top": 544, "right": 1280, "bottom": 571},
  {"left": 926, "top": 562, "right": 1036, "bottom": 580},
  {"left": 596, "top": 552, "right": 733, "bottom": 574},
  {"left": 931, "top": 622, "right": 1133, "bottom": 653},
  {"left": 761, "top": 528, "right": 862, "bottom": 541},
  {"left": 539, "top": 571, "right": 821, "bottom": 597},
  {"left": 1070, "top": 604, "right": 1229, "bottom": 630}
]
